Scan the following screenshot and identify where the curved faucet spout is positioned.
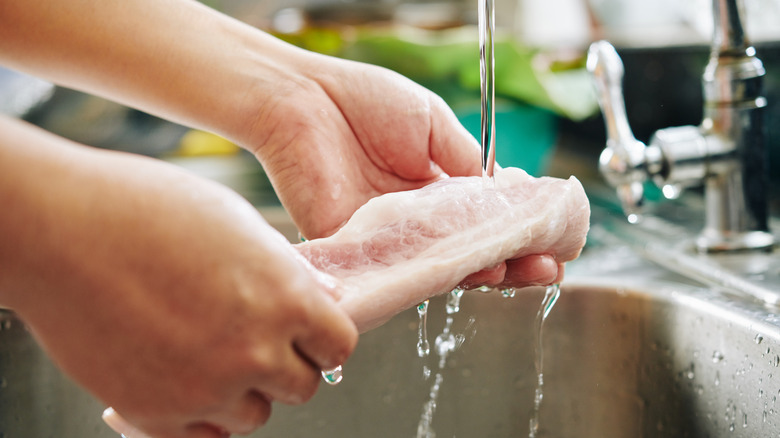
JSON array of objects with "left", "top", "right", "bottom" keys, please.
[{"left": 587, "top": 0, "right": 774, "bottom": 252}]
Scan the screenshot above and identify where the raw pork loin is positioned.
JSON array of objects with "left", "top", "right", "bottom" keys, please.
[{"left": 296, "top": 167, "right": 590, "bottom": 331}]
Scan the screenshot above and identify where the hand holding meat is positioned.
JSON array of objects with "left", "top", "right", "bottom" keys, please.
[
  {"left": 247, "top": 55, "right": 563, "bottom": 291},
  {"left": 297, "top": 167, "right": 590, "bottom": 331},
  {"left": 0, "top": 118, "right": 358, "bottom": 438}
]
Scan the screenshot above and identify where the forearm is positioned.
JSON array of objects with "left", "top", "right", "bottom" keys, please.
[
  {"left": 0, "top": 117, "right": 90, "bottom": 310},
  {"left": 0, "top": 115, "right": 257, "bottom": 313},
  {"left": 0, "top": 0, "right": 311, "bottom": 148}
]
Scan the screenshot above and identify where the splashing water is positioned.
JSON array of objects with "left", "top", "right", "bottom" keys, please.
[
  {"left": 417, "top": 373, "right": 444, "bottom": 438},
  {"left": 529, "top": 284, "right": 561, "bottom": 438},
  {"left": 416, "top": 289, "right": 472, "bottom": 438},
  {"left": 446, "top": 287, "right": 464, "bottom": 314},
  {"left": 417, "top": 300, "right": 431, "bottom": 358}
]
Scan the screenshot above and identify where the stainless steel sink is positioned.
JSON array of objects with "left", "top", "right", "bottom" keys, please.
[
  {"left": 259, "top": 281, "right": 780, "bottom": 437},
  {"left": 2, "top": 221, "right": 780, "bottom": 437}
]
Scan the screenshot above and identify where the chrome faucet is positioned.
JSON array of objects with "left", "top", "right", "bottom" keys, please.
[{"left": 586, "top": 0, "right": 774, "bottom": 253}]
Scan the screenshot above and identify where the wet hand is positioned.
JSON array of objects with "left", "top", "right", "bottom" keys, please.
[
  {"left": 459, "top": 255, "right": 563, "bottom": 290},
  {"left": 1, "top": 119, "right": 358, "bottom": 438},
  {"left": 250, "top": 53, "right": 482, "bottom": 240}
]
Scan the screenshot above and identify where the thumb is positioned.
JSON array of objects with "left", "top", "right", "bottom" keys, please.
[{"left": 428, "top": 94, "right": 482, "bottom": 178}]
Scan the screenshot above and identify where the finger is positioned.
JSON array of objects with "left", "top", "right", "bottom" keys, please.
[
  {"left": 292, "top": 292, "right": 358, "bottom": 369},
  {"left": 103, "top": 408, "right": 230, "bottom": 438},
  {"left": 502, "top": 255, "right": 560, "bottom": 287},
  {"left": 250, "top": 344, "right": 322, "bottom": 406},
  {"left": 428, "top": 94, "right": 482, "bottom": 178},
  {"left": 184, "top": 423, "right": 231, "bottom": 438},
  {"left": 103, "top": 408, "right": 155, "bottom": 438},
  {"left": 552, "top": 263, "right": 565, "bottom": 284},
  {"left": 203, "top": 390, "right": 271, "bottom": 435},
  {"left": 459, "top": 262, "right": 507, "bottom": 288}
]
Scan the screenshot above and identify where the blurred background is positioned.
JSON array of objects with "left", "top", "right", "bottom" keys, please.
[{"left": 2, "top": 0, "right": 780, "bottom": 209}]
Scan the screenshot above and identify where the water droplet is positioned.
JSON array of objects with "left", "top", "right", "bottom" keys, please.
[
  {"left": 743, "top": 413, "right": 748, "bottom": 428},
  {"left": 714, "top": 371, "right": 720, "bottom": 386},
  {"left": 540, "top": 284, "right": 561, "bottom": 321},
  {"left": 712, "top": 350, "right": 725, "bottom": 363},
  {"left": 755, "top": 333, "right": 764, "bottom": 344},
  {"left": 446, "top": 288, "right": 464, "bottom": 315},
  {"left": 528, "top": 284, "right": 560, "bottom": 438},
  {"left": 434, "top": 317, "right": 458, "bottom": 363},
  {"left": 417, "top": 300, "right": 430, "bottom": 358},
  {"left": 476, "top": 285, "right": 492, "bottom": 293},
  {"left": 685, "top": 363, "right": 695, "bottom": 380},
  {"left": 774, "top": 355, "right": 779, "bottom": 367},
  {"left": 500, "top": 288, "right": 516, "bottom": 298},
  {"left": 321, "top": 365, "right": 343, "bottom": 385},
  {"left": 1, "top": 319, "right": 10, "bottom": 331}
]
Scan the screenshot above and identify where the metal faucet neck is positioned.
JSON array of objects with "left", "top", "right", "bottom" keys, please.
[
  {"left": 587, "top": 0, "right": 774, "bottom": 252},
  {"left": 712, "top": 0, "right": 749, "bottom": 55}
]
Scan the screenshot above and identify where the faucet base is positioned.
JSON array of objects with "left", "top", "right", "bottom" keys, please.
[{"left": 695, "top": 229, "right": 775, "bottom": 253}]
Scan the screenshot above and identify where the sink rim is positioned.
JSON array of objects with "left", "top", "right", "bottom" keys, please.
[{"left": 563, "top": 275, "right": 780, "bottom": 339}]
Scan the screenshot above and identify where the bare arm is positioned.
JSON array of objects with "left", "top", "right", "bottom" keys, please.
[
  {"left": 0, "top": 0, "right": 486, "bottom": 237},
  {"left": 0, "top": 0, "right": 295, "bottom": 145}
]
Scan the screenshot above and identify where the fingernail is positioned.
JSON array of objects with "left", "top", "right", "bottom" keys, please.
[{"left": 102, "top": 407, "right": 153, "bottom": 438}]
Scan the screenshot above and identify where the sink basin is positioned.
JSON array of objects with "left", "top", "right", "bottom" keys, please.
[
  {"left": 258, "top": 279, "right": 780, "bottom": 437},
  {"left": 2, "top": 266, "right": 779, "bottom": 437}
]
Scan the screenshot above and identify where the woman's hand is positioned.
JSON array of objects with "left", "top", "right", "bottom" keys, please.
[
  {"left": 249, "top": 53, "right": 561, "bottom": 288},
  {"left": 250, "top": 55, "right": 483, "bottom": 240},
  {"left": 0, "top": 117, "right": 358, "bottom": 438}
]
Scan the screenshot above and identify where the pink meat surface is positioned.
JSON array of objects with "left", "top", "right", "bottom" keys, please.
[{"left": 296, "top": 167, "right": 590, "bottom": 331}]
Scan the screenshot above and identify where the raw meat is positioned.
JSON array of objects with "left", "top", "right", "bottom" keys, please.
[{"left": 296, "top": 167, "right": 590, "bottom": 331}]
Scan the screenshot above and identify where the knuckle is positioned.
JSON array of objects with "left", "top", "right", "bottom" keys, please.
[
  {"left": 295, "top": 370, "right": 321, "bottom": 404},
  {"left": 236, "top": 395, "right": 272, "bottom": 435},
  {"left": 277, "top": 365, "right": 320, "bottom": 406},
  {"left": 335, "top": 322, "right": 359, "bottom": 364},
  {"left": 247, "top": 346, "right": 278, "bottom": 377}
]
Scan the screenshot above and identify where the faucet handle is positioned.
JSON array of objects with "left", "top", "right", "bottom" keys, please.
[{"left": 587, "top": 40, "right": 649, "bottom": 223}]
